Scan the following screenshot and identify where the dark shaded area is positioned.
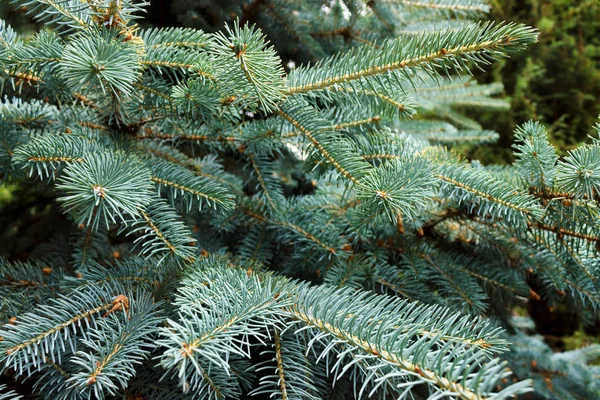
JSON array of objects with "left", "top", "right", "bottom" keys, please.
[{"left": 0, "top": 183, "right": 67, "bottom": 260}]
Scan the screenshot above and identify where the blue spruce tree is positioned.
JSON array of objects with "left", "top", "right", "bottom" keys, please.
[{"left": 0, "top": 1, "right": 598, "bottom": 399}]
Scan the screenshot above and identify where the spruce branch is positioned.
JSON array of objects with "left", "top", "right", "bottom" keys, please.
[
  {"left": 157, "top": 259, "right": 293, "bottom": 397},
  {"left": 240, "top": 204, "right": 341, "bottom": 256},
  {"left": 247, "top": 153, "right": 285, "bottom": 212},
  {"left": 355, "top": 157, "right": 436, "bottom": 223},
  {"left": 0, "top": 1, "right": 593, "bottom": 398},
  {"left": 15, "top": 0, "right": 91, "bottom": 30},
  {"left": 0, "top": 384, "right": 22, "bottom": 400},
  {"left": 150, "top": 160, "right": 235, "bottom": 212},
  {"left": 0, "top": 286, "right": 133, "bottom": 375},
  {"left": 513, "top": 121, "right": 558, "bottom": 191},
  {"left": 64, "top": 258, "right": 169, "bottom": 295},
  {"left": 251, "top": 329, "right": 324, "bottom": 400},
  {"left": 287, "top": 284, "right": 532, "bottom": 400},
  {"left": 12, "top": 134, "right": 97, "bottom": 180},
  {"left": 60, "top": 29, "right": 142, "bottom": 97},
  {"left": 125, "top": 197, "right": 197, "bottom": 262},
  {"left": 57, "top": 152, "right": 153, "bottom": 231},
  {"left": 140, "top": 27, "right": 211, "bottom": 50},
  {"left": 381, "top": 0, "right": 490, "bottom": 14},
  {"left": 3, "top": 30, "right": 63, "bottom": 78},
  {"left": 436, "top": 162, "right": 545, "bottom": 224},
  {"left": 278, "top": 99, "right": 372, "bottom": 186},
  {"left": 285, "top": 22, "right": 537, "bottom": 95},
  {"left": 555, "top": 143, "right": 600, "bottom": 200},
  {"left": 61, "top": 294, "right": 160, "bottom": 399},
  {"left": 322, "top": 85, "right": 417, "bottom": 120},
  {"left": 14, "top": 0, "right": 148, "bottom": 30},
  {"left": 211, "top": 20, "right": 285, "bottom": 111}
]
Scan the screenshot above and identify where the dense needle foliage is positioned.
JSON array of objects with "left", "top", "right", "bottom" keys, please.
[{"left": 0, "top": 1, "right": 599, "bottom": 399}]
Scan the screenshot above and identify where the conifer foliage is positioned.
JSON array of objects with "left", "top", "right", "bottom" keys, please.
[{"left": 0, "top": 1, "right": 598, "bottom": 399}]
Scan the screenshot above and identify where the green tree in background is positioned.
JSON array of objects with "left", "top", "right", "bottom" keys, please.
[
  {"left": 0, "top": 1, "right": 599, "bottom": 399},
  {"left": 470, "top": 0, "right": 600, "bottom": 162}
]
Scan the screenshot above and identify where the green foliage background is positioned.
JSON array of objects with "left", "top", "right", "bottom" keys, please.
[{"left": 472, "top": 0, "right": 600, "bottom": 163}]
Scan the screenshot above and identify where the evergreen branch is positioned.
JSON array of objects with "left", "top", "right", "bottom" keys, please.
[
  {"left": 377, "top": 277, "right": 414, "bottom": 299},
  {"left": 529, "top": 232, "right": 596, "bottom": 291},
  {"left": 3, "top": 30, "right": 63, "bottom": 78},
  {"left": 4, "top": 69, "right": 42, "bottom": 84},
  {"left": 126, "top": 197, "right": 197, "bottom": 262},
  {"left": 531, "top": 221, "right": 600, "bottom": 244},
  {"left": 64, "top": 294, "right": 161, "bottom": 398},
  {"left": 151, "top": 160, "right": 235, "bottom": 212},
  {"left": 157, "top": 259, "right": 293, "bottom": 398},
  {"left": 251, "top": 329, "right": 324, "bottom": 400},
  {"left": 132, "top": 82, "right": 173, "bottom": 101},
  {"left": 140, "top": 27, "right": 211, "bottom": 50},
  {"left": 0, "top": 3, "right": 586, "bottom": 398},
  {"left": 57, "top": 152, "right": 154, "bottom": 231},
  {"left": 0, "top": 286, "right": 130, "bottom": 374},
  {"left": 0, "top": 260, "right": 61, "bottom": 314},
  {"left": 80, "top": 216, "right": 96, "bottom": 266},
  {"left": 513, "top": 121, "right": 558, "bottom": 190},
  {"left": 2, "top": 69, "right": 98, "bottom": 109},
  {"left": 412, "top": 77, "right": 485, "bottom": 94},
  {"left": 286, "top": 22, "right": 537, "bottom": 95},
  {"left": 64, "top": 259, "right": 166, "bottom": 294},
  {"left": 12, "top": 134, "right": 96, "bottom": 179},
  {"left": 555, "top": 143, "right": 600, "bottom": 199},
  {"left": 78, "top": 120, "right": 109, "bottom": 131},
  {"left": 274, "top": 220, "right": 338, "bottom": 255},
  {"left": 355, "top": 157, "right": 437, "bottom": 223},
  {"left": 16, "top": 0, "right": 90, "bottom": 29},
  {"left": 171, "top": 78, "right": 221, "bottom": 119},
  {"left": 437, "top": 171, "right": 531, "bottom": 213},
  {"left": 326, "top": 86, "right": 415, "bottom": 118},
  {"left": 137, "top": 132, "right": 238, "bottom": 143},
  {"left": 248, "top": 153, "right": 282, "bottom": 212},
  {"left": 279, "top": 109, "right": 358, "bottom": 183},
  {"left": 411, "top": 250, "right": 488, "bottom": 313},
  {"left": 420, "top": 130, "right": 499, "bottom": 144},
  {"left": 287, "top": 285, "right": 530, "bottom": 400},
  {"left": 142, "top": 142, "right": 244, "bottom": 196},
  {"left": 140, "top": 210, "right": 177, "bottom": 254},
  {"left": 553, "top": 234, "right": 596, "bottom": 283},
  {"left": 60, "top": 30, "right": 142, "bottom": 97},
  {"left": 436, "top": 162, "right": 545, "bottom": 223},
  {"left": 564, "top": 278, "right": 600, "bottom": 309},
  {"left": 239, "top": 224, "right": 273, "bottom": 263},
  {"left": 273, "top": 330, "right": 288, "bottom": 400},
  {"left": 0, "top": 98, "right": 58, "bottom": 133},
  {"left": 212, "top": 21, "right": 285, "bottom": 111},
  {"left": 334, "top": 116, "right": 381, "bottom": 130},
  {"left": 381, "top": 0, "right": 490, "bottom": 13},
  {"left": 278, "top": 100, "right": 372, "bottom": 186},
  {"left": 140, "top": 48, "right": 215, "bottom": 81},
  {"left": 0, "top": 384, "right": 22, "bottom": 400},
  {"left": 0, "top": 19, "right": 19, "bottom": 50},
  {"left": 241, "top": 206, "right": 339, "bottom": 254},
  {"left": 139, "top": 59, "right": 195, "bottom": 70},
  {"left": 362, "top": 153, "right": 401, "bottom": 161}
]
